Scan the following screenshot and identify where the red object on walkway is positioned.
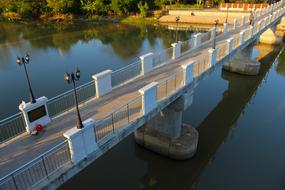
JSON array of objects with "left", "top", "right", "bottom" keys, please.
[{"left": 34, "top": 124, "right": 43, "bottom": 132}]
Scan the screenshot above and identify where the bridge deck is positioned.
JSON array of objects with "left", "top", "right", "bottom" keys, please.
[{"left": 0, "top": 12, "right": 272, "bottom": 178}]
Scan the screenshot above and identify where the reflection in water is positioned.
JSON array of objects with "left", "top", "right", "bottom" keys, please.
[{"left": 60, "top": 41, "right": 285, "bottom": 190}]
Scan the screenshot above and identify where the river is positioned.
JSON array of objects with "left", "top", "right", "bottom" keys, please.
[{"left": 1, "top": 21, "right": 285, "bottom": 190}]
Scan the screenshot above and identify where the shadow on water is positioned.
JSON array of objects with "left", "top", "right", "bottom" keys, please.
[{"left": 60, "top": 41, "right": 284, "bottom": 190}]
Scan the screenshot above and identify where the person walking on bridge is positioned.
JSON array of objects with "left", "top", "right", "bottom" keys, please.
[{"left": 249, "top": 11, "right": 254, "bottom": 26}]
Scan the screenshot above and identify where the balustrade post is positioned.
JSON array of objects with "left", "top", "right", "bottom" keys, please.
[
  {"left": 140, "top": 52, "right": 154, "bottom": 75},
  {"left": 181, "top": 61, "right": 195, "bottom": 86},
  {"left": 233, "top": 18, "right": 238, "bottom": 30},
  {"left": 223, "top": 23, "right": 229, "bottom": 34},
  {"left": 171, "top": 41, "right": 182, "bottom": 59},
  {"left": 241, "top": 16, "right": 246, "bottom": 26},
  {"left": 193, "top": 33, "right": 202, "bottom": 48},
  {"left": 92, "top": 70, "right": 112, "bottom": 98},
  {"left": 63, "top": 119, "right": 98, "bottom": 164},
  {"left": 240, "top": 31, "right": 245, "bottom": 45},
  {"left": 210, "top": 27, "right": 216, "bottom": 41},
  {"left": 208, "top": 48, "right": 217, "bottom": 66},
  {"left": 250, "top": 25, "right": 254, "bottom": 38},
  {"left": 226, "top": 37, "right": 233, "bottom": 54},
  {"left": 257, "top": 21, "right": 261, "bottom": 33},
  {"left": 139, "top": 82, "right": 158, "bottom": 115}
]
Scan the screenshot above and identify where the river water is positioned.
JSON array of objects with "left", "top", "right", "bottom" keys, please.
[{"left": 1, "top": 21, "right": 285, "bottom": 190}]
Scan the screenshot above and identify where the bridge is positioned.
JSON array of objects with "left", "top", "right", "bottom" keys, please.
[{"left": 0, "top": 1, "right": 285, "bottom": 189}]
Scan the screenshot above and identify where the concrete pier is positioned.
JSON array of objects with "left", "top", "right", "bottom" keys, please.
[
  {"left": 259, "top": 28, "right": 283, "bottom": 45},
  {"left": 134, "top": 92, "right": 198, "bottom": 160},
  {"left": 223, "top": 47, "right": 261, "bottom": 75}
]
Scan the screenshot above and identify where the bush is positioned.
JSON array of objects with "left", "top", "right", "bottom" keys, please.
[
  {"left": 138, "top": 1, "right": 149, "bottom": 18},
  {"left": 46, "top": 0, "right": 75, "bottom": 14}
]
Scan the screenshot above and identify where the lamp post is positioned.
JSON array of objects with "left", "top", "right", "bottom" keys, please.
[
  {"left": 16, "top": 54, "right": 36, "bottom": 104},
  {"left": 225, "top": 5, "right": 229, "bottom": 23},
  {"left": 213, "top": 19, "right": 219, "bottom": 49},
  {"left": 271, "top": 0, "right": 275, "bottom": 15},
  {"left": 175, "top": 16, "right": 180, "bottom": 43},
  {"left": 64, "top": 68, "right": 84, "bottom": 129}
]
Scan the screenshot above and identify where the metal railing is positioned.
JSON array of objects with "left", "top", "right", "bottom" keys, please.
[
  {"left": 233, "top": 34, "right": 241, "bottom": 49},
  {"left": 47, "top": 81, "right": 96, "bottom": 117},
  {"left": 93, "top": 96, "right": 142, "bottom": 142},
  {"left": 216, "top": 44, "right": 228, "bottom": 61},
  {"left": 0, "top": 113, "right": 25, "bottom": 143},
  {"left": 111, "top": 60, "right": 142, "bottom": 87},
  {"left": 192, "top": 54, "right": 210, "bottom": 78},
  {"left": 153, "top": 47, "right": 173, "bottom": 68},
  {"left": 156, "top": 69, "right": 184, "bottom": 101},
  {"left": 201, "top": 30, "right": 212, "bottom": 45},
  {"left": 0, "top": 140, "right": 71, "bottom": 190},
  {"left": 181, "top": 37, "right": 194, "bottom": 54}
]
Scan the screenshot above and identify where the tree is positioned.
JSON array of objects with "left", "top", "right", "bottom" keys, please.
[
  {"left": 110, "top": 0, "right": 139, "bottom": 14},
  {"left": 81, "top": 0, "right": 110, "bottom": 15},
  {"left": 46, "top": 0, "right": 75, "bottom": 14},
  {"left": 138, "top": 1, "right": 149, "bottom": 17}
]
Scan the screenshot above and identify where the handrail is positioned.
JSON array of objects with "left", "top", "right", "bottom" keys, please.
[{"left": 0, "top": 140, "right": 68, "bottom": 182}]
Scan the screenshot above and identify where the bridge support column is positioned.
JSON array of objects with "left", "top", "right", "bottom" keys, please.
[
  {"left": 226, "top": 37, "right": 233, "bottom": 54},
  {"left": 194, "top": 33, "right": 202, "bottom": 48},
  {"left": 92, "top": 70, "right": 112, "bottom": 98},
  {"left": 241, "top": 16, "right": 246, "bottom": 26},
  {"left": 140, "top": 53, "right": 154, "bottom": 75},
  {"left": 233, "top": 18, "right": 238, "bottom": 30},
  {"left": 171, "top": 42, "right": 182, "bottom": 59},
  {"left": 208, "top": 48, "right": 217, "bottom": 66},
  {"left": 223, "top": 23, "right": 229, "bottom": 34},
  {"left": 63, "top": 119, "right": 98, "bottom": 164},
  {"left": 223, "top": 47, "right": 261, "bottom": 75},
  {"left": 134, "top": 91, "right": 198, "bottom": 160},
  {"left": 259, "top": 28, "right": 283, "bottom": 45}
]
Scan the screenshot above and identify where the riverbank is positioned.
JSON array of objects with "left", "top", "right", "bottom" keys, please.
[{"left": 159, "top": 10, "right": 249, "bottom": 25}]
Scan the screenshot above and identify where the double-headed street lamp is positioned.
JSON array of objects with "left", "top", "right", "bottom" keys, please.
[
  {"left": 16, "top": 54, "right": 36, "bottom": 104},
  {"left": 175, "top": 16, "right": 180, "bottom": 43},
  {"left": 64, "top": 68, "right": 84, "bottom": 129},
  {"left": 213, "top": 19, "right": 219, "bottom": 49}
]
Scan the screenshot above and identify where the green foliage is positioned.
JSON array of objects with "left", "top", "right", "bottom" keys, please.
[
  {"left": 110, "top": 0, "right": 139, "bottom": 15},
  {"left": 46, "top": 0, "right": 75, "bottom": 14},
  {"left": 138, "top": 1, "right": 149, "bottom": 17},
  {"left": 81, "top": 0, "right": 111, "bottom": 15}
]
